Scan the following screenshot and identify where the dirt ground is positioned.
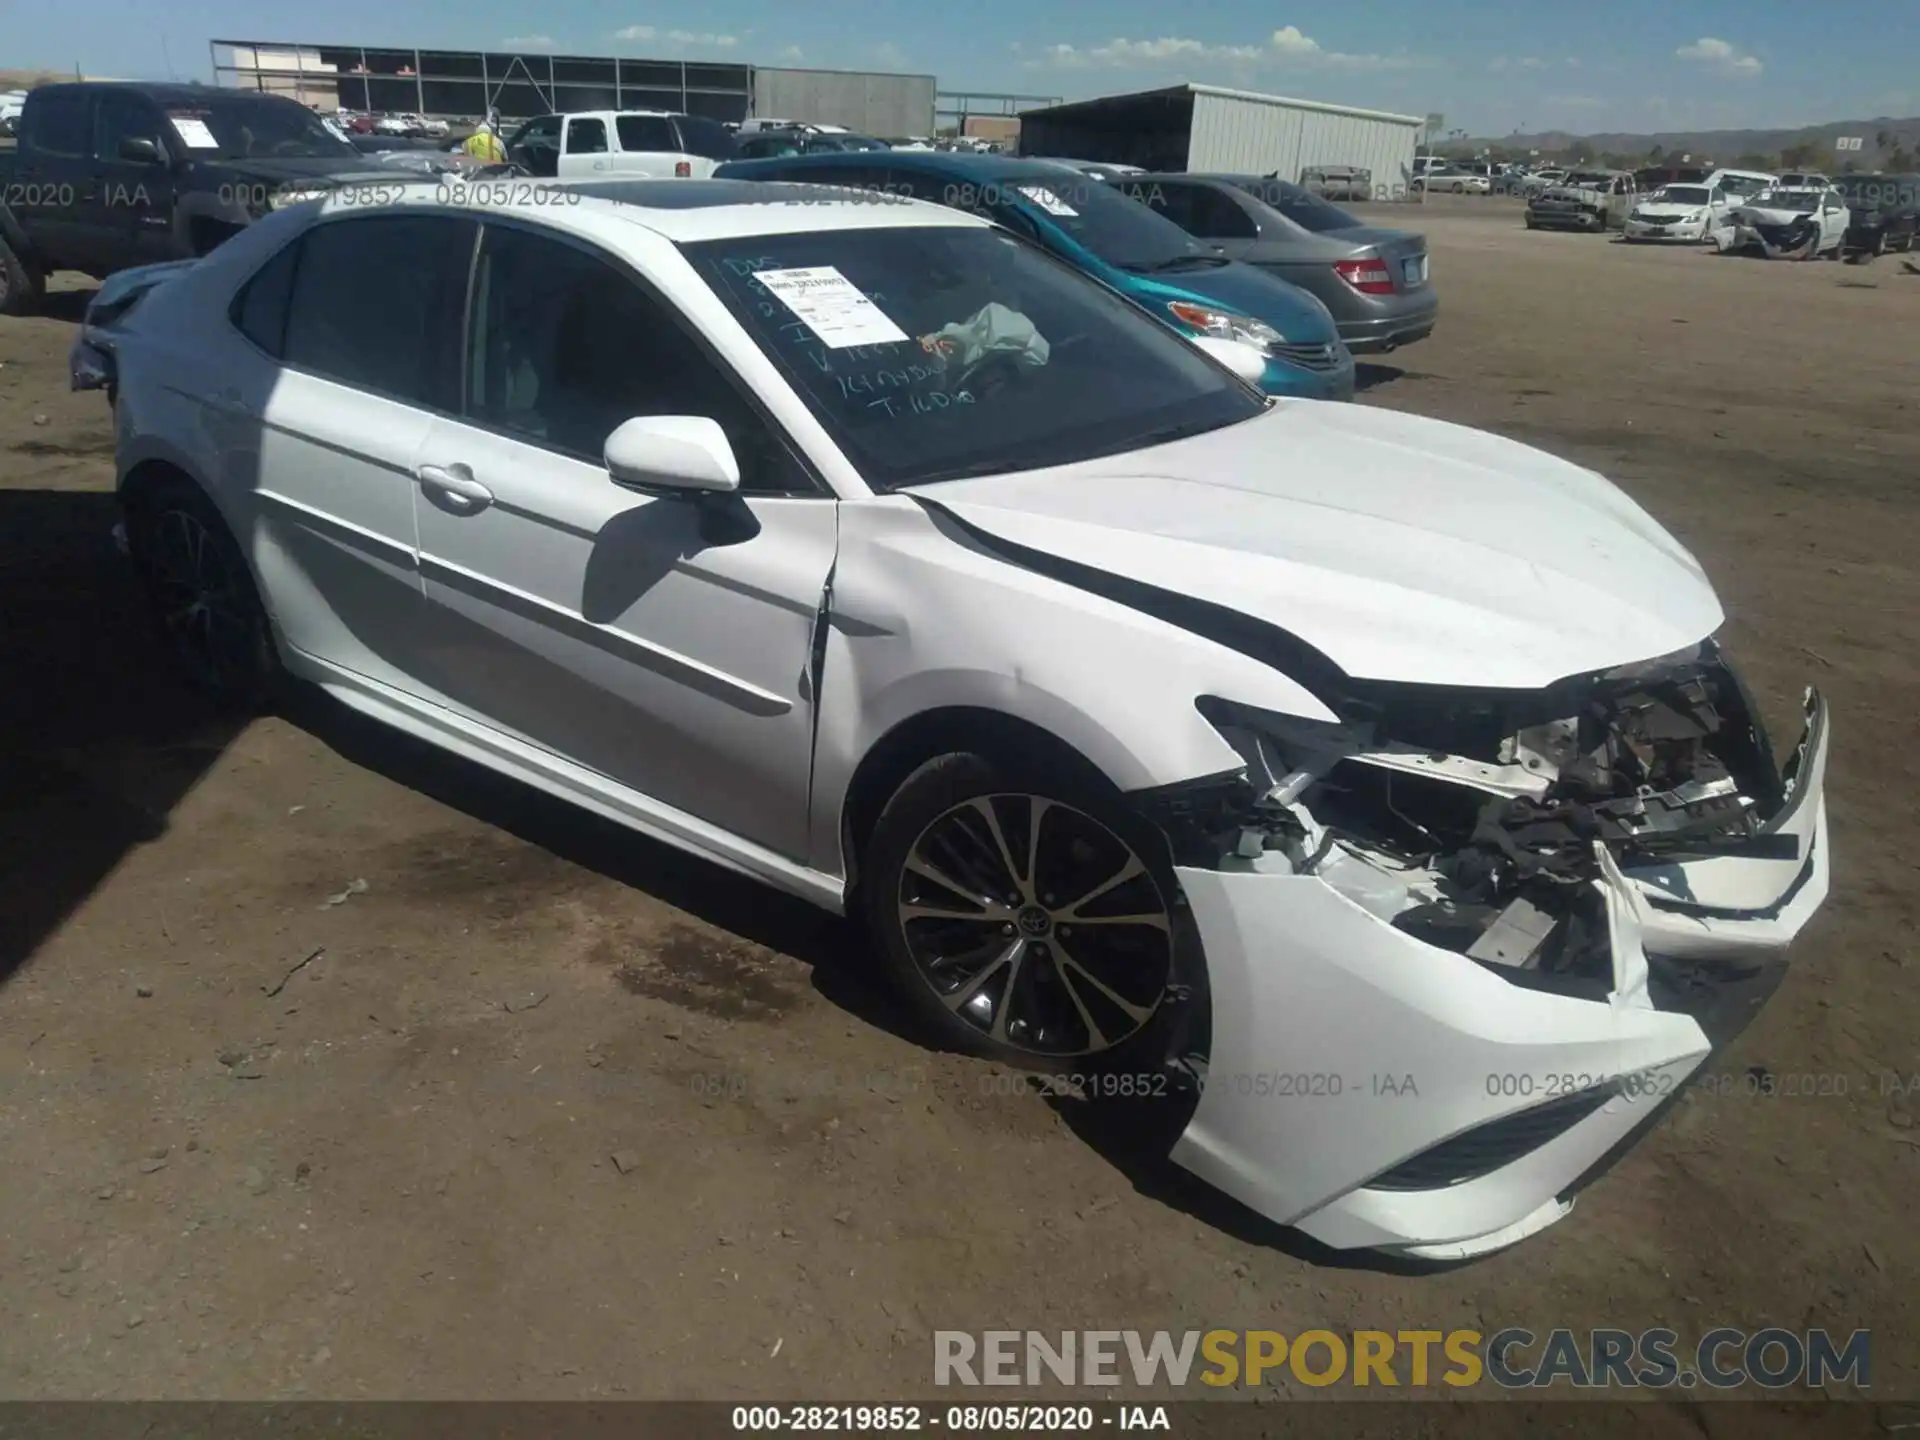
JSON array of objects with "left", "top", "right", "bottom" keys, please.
[{"left": 2, "top": 195, "right": 1917, "bottom": 1427}]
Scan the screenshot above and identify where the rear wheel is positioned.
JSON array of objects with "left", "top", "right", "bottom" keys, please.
[
  {"left": 0, "top": 235, "right": 45, "bottom": 317},
  {"left": 123, "top": 477, "right": 281, "bottom": 712},
  {"left": 862, "top": 750, "right": 1197, "bottom": 1071}
]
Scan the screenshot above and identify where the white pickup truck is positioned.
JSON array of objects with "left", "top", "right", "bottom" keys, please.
[{"left": 504, "top": 110, "right": 739, "bottom": 179}]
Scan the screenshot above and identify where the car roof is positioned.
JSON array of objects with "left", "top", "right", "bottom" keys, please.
[
  {"left": 32, "top": 81, "right": 304, "bottom": 106},
  {"left": 534, "top": 109, "right": 680, "bottom": 120},
  {"left": 727, "top": 150, "right": 1080, "bottom": 183},
  {"left": 315, "top": 177, "right": 986, "bottom": 243}
]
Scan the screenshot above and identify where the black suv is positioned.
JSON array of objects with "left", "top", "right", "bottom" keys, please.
[
  {"left": 1, "top": 83, "right": 385, "bottom": 313},
  {"left": 1837, "top": 173, "right": 1919, "bottom": 260}
]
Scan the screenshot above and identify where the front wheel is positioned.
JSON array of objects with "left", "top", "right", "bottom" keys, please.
[
  {"left": 0, "top": 234, "right": 45, "bottom": 316},
  {"left": 862, "top": 751, "right": 1196, "bottom": 1070}
]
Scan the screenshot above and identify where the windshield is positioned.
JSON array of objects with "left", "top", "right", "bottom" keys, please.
[
  {"left": 1754, "top": 190, "right": 1821, "bottom": 212},
  {"left": 1231, "top": 178, "right": 1361, "bottom": 233},
  {"left": 993, "top": 172, "right": 1220, "bottom": 272},
  {"left": 1564, "top": 172, "right": 1612, "bottom": 187},
  {"left": 684, "top": 226, "right": 1264, "bottom": 490},
  {"left": 162, "top": 98, "right": 357, "bottom": 160},
  {"left": 1653, "top": 186, "right": 1713, "bottom": 205}
]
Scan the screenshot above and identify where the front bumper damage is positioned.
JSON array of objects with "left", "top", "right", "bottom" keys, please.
[
  {"left": 1527, "top": 197, "right": 1608, "bottom": 230},
  {"left": 1143, "top": 644, "right": 1830, "bottom": 1258}
]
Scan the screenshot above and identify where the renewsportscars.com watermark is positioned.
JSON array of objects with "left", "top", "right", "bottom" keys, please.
[{"left": 934, "top": 1328, "right": 1871, "bottom": 1391}]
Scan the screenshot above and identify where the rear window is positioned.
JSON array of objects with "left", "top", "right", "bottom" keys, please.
[
  {"left": 615, "top": 114, "right": 678, "bottom": 152},
  {"left": 677, "top": 114, "right": 739, "bottom": 160},
  {"left": 1231, "top": 178, "right": 1360, "bottom": 234}
]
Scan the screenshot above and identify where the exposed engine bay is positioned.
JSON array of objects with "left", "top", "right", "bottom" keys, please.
[{"left": 1159, "top": 641, "right": 1792, "bottom": 989}]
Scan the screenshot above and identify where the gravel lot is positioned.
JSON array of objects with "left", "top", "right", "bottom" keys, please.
[{"left": 1, "top": 195, "right": 1915, "bottom": 1428}]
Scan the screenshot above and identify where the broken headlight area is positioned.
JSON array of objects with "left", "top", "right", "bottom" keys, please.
[{"left": 1154, "top": 641, "right": 1793, "bottom": 989}]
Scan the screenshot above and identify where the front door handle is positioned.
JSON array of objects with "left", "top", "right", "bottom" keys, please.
[{"left": 416, "top": 463, "right": 494, "bottom": 511}]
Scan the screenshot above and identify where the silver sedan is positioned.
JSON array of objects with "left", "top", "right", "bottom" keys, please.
[{"left": 1111, "top": 173, "right": 1438, "bottom": 355}]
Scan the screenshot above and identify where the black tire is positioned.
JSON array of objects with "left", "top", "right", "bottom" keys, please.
[
  {"left": 122, "top": 476, "right": 281, "bottom": 712},
  {"left": 861, "top": 750, "right": 1202, "bottom": 1073},
  {"left": 0, "top": 234, "right": 45, "bottom": 317}
]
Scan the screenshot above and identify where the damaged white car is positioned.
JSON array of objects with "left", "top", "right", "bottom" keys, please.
[
  {"left": 96, "top": 180, "right": 1830, "bottom": 1260},
  {"left": 1728, "top": 186, "right": 1851, "bottom": 258}
]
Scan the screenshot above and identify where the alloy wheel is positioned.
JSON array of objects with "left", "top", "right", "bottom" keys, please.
[
  {"left": 895, "top": 793, "right": 1174, "bottom": 1059},
  {"left": 144, "top": 505, "right": 260, "bottom": 693}
]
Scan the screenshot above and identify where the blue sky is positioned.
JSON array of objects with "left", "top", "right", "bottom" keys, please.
[{"left": 11, "top": 0, "right": 1917, "bottom": 135}]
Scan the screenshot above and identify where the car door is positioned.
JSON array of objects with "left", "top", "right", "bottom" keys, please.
[
  {"left": 90, "top": 90, "right": 180, "bottom": 269},
  {"left": 557, "top": 115, "right": 613, "bottom": 178},
  {"left": 10, "top": 89, "right": 103, "bottom": 271},
  {"left": 1820, "top": 192, "right": 1847, "bottom": 249},
  {"left": 506, "top": 115, "right": 562, "bottom": 177},
  {"left": 235, "top": 211, "right": 476, "bottom": 688},
  {"left": 406, "top": 219, "right": 838, "bottom": 860},
  {"left": 1608, "top": 178, "right": 1634, "bottom": 227}
]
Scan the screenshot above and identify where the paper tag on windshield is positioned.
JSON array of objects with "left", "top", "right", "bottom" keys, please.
[
  {"left": 1017, "top": 184, "right": 1077, "bottom": 216},
  {"left": 169, "top": 115, "right": 221, "bottom": 149},
  {"left": 754, "top": 266, "right": 908, "bottom": 349}
]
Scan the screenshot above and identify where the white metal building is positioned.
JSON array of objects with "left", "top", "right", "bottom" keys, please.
[{"left": 1016, "top": 83, "right": 1424, "bottom": 198}]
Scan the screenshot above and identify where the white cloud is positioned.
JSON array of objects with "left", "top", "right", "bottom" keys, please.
[
  {"left": 501, "top": 35, "right": 555, "bottom": 49},
  {"left": 779, "top": 45, "right": 805, "bottom": 63},
  {"left": 614, "top": 24, "right": 740, "bottom": 49},
  {"left": 1675, "top": 37, "right": 1763, "bottom": 77},
  {"left": 869, "top": 41, "right": 910, "bottom": 69},
  {"left": 1029, "top": 27, "right": 1426, "bottom": 74}
]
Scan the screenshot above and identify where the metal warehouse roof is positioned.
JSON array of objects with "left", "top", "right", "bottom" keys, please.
[{"left": 1021, "top": 83, "right": 1423, "bottom": 129}]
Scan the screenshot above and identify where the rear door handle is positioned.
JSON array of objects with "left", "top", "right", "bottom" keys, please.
[{"left": 416, "top": 463, "right": 494, "bottom": 511}]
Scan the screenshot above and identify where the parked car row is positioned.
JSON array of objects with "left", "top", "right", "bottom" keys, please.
[{"left": 1520, "top": 160, "right": 1919, "bottom": 263}]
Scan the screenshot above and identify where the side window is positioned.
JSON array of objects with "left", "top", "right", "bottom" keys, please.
[
  {"left": 283, "top": 215, "right": 475, "bottom": 409},
  {"left": 230, "top": 237, "right": 302, "bottom": 357},
  {"left": 613, "top": 115, "right": 676, "bottom": 153},
  {"left": 1137, "top": 182, "right": 1198, "bottom": 231},
  {"left": 26, "top": 91, "right": 92, "bottom": 158},
  {"left": 1187, "top": 186, "right": 1258, "bottom": 239},
  {"left": 93, "top": 93, "right": 166, "bottom": 163},
  {"left": 465, "top": 224, "right": 812, "bottom": 494},
  {"left": 565, "top": 117, "right": 608, "bottom": 155}
]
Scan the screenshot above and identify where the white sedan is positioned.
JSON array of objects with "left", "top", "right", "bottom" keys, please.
[
  {"left": 1729, "top": 187, "right": 1851, "bottom": 258},
  {"left": 1623, "top": 184, "right": 1734, "bottom": 245},
  {"left": 96, "top": 179, "right": 1830, "bottom": 1259}
]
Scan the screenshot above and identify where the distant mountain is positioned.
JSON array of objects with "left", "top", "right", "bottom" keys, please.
[{"left": 1457, "top": 116, "right": 1920, "bottom": 170}]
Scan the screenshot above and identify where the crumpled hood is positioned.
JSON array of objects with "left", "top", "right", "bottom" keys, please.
[
  {"left": 1539, "top": 185, "right": 1606, "bottom": 204},
  {"left": 907, "top": 402, "right": 1724, "bottom": 691},
  {"left": 1736, "top": 202, "right": 1828, "bottom": 226}
]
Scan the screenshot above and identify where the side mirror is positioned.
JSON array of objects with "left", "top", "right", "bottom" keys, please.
[
  {"left": 1189, "top": 336, "right": 1268, "bottom": 385},
  {"left": 604, "top": 416, "right": 741, "bottom": 495},
  {"left": 120, "top": 136, "right": 165, "bottom": 165}
]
